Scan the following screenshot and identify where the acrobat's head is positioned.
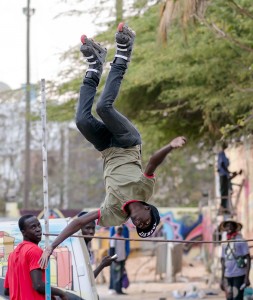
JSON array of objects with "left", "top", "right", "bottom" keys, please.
[{"left": 128, "top": 202, "right": 160, "bottom": 238}]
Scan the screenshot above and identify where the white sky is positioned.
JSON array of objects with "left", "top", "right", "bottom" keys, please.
[{"left": 0, "top": 0, "right": 97, "bottom": 90}]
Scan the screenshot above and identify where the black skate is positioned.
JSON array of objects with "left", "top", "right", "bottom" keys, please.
[
  {"left": 115, "top": 22, "right": 135, "bottom": 62},
  {"left": 80, "top": 35, "right": 107, "bottom": 75}
]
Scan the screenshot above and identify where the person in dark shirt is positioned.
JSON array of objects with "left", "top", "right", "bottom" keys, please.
[{"left": 217, "top": 142, "right": 242, "bottom": 214}]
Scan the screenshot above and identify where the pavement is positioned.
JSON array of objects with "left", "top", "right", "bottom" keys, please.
[
  {"left": 96, "top": 256, "right": 225, "bottom": 300},
  {"left": 97, "top": 281, "right": 224, "bottom": 300},
  {"left": 0, "top": 253, "right": 225, "bottom": 300}
]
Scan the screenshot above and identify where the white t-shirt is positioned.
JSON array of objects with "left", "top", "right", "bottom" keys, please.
[{"left": 110, "top": 234, "right": 126, "bottom": 262}]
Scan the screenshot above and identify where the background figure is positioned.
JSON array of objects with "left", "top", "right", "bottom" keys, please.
[
  {"left": 220, "top": 219, "right": 251, "bottom": 300},
  {"left": 109, "top": 226, "right": 127, "bottom": 295},
  {"left": 109, "top": 224, "right": 130, "bottom": 292},
  {"left": 217, "top": 142, "right": 230, "bottom": 213},
  {"left": 4, "top": 215, "right": 67, "bottom": 300},
  {"left": 217, "top": 142, "right": 242, "bottom": 214},
  {"left": 78, "top": 211, "right": 115, "bottom": 279}
]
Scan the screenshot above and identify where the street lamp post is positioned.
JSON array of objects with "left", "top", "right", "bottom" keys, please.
[{"left": 23, "top": 0, "right": 35, "bottom": 209}]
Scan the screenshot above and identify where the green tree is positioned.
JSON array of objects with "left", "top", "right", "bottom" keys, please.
[
  {"left": 48, "top": 1, "right": 253, "bottom": 147},
  {"left": 157, "top": 0, "right": 253, "bottom": 139},
  {"left": 37, "top": 1, "right": 252, "bottom": 207}
]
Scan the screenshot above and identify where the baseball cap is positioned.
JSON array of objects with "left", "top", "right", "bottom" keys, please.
[{"left": 136, "top": 204, "right": 160, "bottom": 238}]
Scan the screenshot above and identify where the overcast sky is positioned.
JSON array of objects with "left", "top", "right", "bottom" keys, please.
[{"left": 0, "top": 0, "right": 97, "bottom": 90}]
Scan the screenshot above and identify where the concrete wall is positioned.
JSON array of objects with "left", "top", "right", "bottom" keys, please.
[{"left": 227, "top": 137, "right": 253, "bottom": 238}]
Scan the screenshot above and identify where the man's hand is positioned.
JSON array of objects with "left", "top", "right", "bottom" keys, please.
[
  {"left": 169, "top": 136, "right": 187, "bottom": 149},
  {"left": 244, "top": 276, "right": 250, "bottom": 287},
  {"left": 100, "top": 255, "right": 116, "bottom": 268},
  {"left": 52, "top": 291, "right": 69, "bottom": 300},
  {"left": 52, "top": 296, "right": 68, "bottom": 300},
  {"left": 220, "top": 279, "right": 225, "bottom": 291},
  {"left": 51, "top": 288, "right": 70, "bottom": 299},
  {"left": 39, "top": 245, "right": 53, "bottom": 269},
  {"left": 94, "top": 255, "right": 117, "bottom": 278}
]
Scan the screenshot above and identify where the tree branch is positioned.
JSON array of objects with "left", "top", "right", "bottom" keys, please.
[
  {"left": 211, "top": 23, "right": 253, "bottom": 52},
  {"left": 194, "top": 14, "right": 253, "bottom": 53},
  {"left": 234, "top": 87, "right": 253, "bottom": 93},
  {"left": 228, "top": 0, "right": 253, "bottom": 20}
]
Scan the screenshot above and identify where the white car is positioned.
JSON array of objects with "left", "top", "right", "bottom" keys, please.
[{"left": 0, "top": 218, "right": 99, "bottom": 300}]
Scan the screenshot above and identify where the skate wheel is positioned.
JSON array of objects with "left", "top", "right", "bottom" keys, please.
[
  {"left": 117, "top": 22, "right": 125, "bottom": 32},
  {"left": 80, "top": 35, "right": 87, "bottom": 44}
]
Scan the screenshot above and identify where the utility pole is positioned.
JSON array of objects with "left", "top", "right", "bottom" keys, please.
[
  {"left": 23, "top": 0, "right": 35, "bottom": 209},
  {"left": 59, "top": 124, "right": 69, "bottom": 210}
]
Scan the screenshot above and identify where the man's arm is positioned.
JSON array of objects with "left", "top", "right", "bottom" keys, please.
[
  {"left": 4, "top": 288, "right": 9, "bottom": 296},
  {"left": 39, "top": 210, "right": 99, "bottom": 268},
  {"left": 144, "top": 136, "right": 186, "bottom": 176},
  {"left": 220, "top": 257, "right": 226, "bottom": 291},
  {"left": 229, "top": 169, "right": 242, "bottom": 180},
  {"left": 30, "top": 269, "right": 68, "bottom": 299},
  {"left": 244, "top": 253, "right": 251, "bottom": 286},
  {"left": 4, "top": 267, "right": 10, "bottom": 295},
  {"left": 94, "top": 256, "right": 115, "bottom": 278}
]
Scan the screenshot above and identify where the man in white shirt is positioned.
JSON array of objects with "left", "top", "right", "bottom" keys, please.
[{"left": 109, "top": 226, "right": 127, "bottom": 295}]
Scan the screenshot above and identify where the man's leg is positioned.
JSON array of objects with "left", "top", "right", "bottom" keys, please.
[
  {"left": 96, "top": 23, "right": 141, "bottom": 148},
  {"left": 112, "top": 261, "right": 121, "bottom": 293},
  {"left": 109, "top": 264, "right": 114, "bottom": 290},
  {"left": 114, "top": 262, "right": 124, "bottom": 294},
  {"left": 119, "top": 260, "right": 126, "bottom": 292},
  {"left": 226, "top": 277, "right": 233, "bottom": 300},
  {"left": 76, "top": 35, "right": 112, "bottom": 151},
  {"left": 232, "top": 275, "right": 245, "bottom": 300},
  {"left": 220, "top": 175, "right": 229, "bottom": 210}
]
